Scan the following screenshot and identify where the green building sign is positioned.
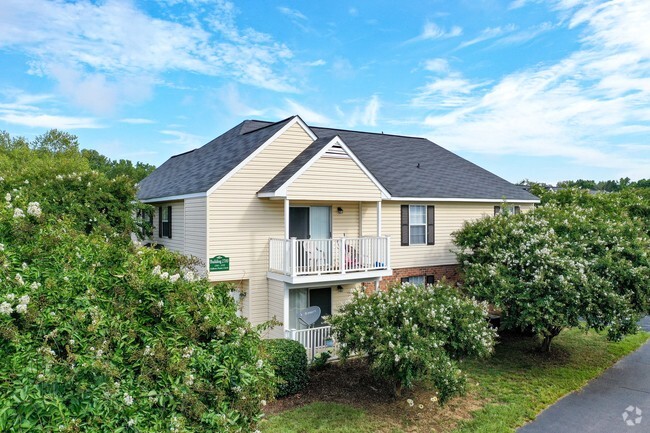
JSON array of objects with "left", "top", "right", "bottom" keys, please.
[{"left": 209, "top": 255, "right": 230, "bottom": 272}]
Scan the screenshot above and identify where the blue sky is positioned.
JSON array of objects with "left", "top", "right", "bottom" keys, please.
[{"left": 0, "top": 0, "right": 649, "bottom": 184}]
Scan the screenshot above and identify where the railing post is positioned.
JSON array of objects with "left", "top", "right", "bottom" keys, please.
[
  {"left": 290, "top": 237, "right": 297, "bottom": 277},
  {"left": 386, "top": 236, "right": 391, "bottom": 269},
  {"left": 340, "top": 237, "right": 346, "bottom": 274}
]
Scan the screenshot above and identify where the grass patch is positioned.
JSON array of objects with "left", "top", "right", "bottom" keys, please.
[{"left": 261, "top": 328, "right": 649, "bottom": 433}]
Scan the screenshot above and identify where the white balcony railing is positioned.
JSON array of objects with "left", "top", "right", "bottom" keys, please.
[
  {"left": 286, "top": 325, "right": 333, "bottom": 352},
  {"left": 269, "top": 236, "right": 390, "bottom": 277}
]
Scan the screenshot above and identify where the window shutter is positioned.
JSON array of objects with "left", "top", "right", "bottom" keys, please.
[
  {"left": 494, "top": 205, "right": 501, "bottom": 216},
  {"left": 426, "top": 275, "right": 435, "bottom": 285},
  {"left": 400, "top": 205, "right": 409, "bottom": 246},
  {"left": 167, "top": 206, "right": 172, "bottom": 238},
  {"left": 514, "top": 205, "right": 521, "bottom": 215},
  {"left": 158, "top": 207, "right": 162, "bottom": 238},
  {"left": 426, "top": 205, "right": 435, "bottom": 245}
]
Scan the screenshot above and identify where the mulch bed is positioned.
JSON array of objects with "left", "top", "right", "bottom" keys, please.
[{"left": 265, "top": 358, "right": 485, "bottom": 432}]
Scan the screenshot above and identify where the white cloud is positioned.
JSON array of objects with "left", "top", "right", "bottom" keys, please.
[
  {"left": 306, "top": 59, "right": 327, "bottom": 67},
  {"left": 418, "top": 0, "right": 650, "bottom": 179},
  {"left": 457, "top": 25, "right": 517, "bottom": 49},
  {"left": 408, "top": 22, "right": 463, "bottom": 43},
  {"left": 120, "top": 118, "right": 156, "bottom": 124},
  {"left": 338, "top": 95, "right": 382, "bottom": 128},
  {"left": 0, "top": 0, "right": 298, "bottom": 114},
  {"left": 0, "top": 90, "right": 102, "bottom": 129},
  {"left": 411, "top": 72, "right": 490, "bottom": 109},
  {"left": 160, "top": 130, "right": 206, "bottom": 150},
  {"left": 216, "top": 83, "right": 265, "bottom": 117},
  {"left": 423, "top": 58, "right": 450, "bottom": 74},
  {"left": 0, "top": 113, "right": 101, "bottom": 129},
  {"left": 362, "top": 95, "right": 381, "bottom": 126},
  {"left": 491, "top": 22, "right": 554, "bottom": 47},
  {"left": 280, "top": 99, "right": 332, "bottom": 125},
  {"left": 277, "top": 6, "right": 307, "bottom": 21}
]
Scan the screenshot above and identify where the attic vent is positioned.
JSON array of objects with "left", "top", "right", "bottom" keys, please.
[{"left": 324, "top": 143, "right": 349, "bottom": 159}]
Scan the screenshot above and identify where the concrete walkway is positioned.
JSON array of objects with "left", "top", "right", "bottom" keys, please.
[{"left": 518, "top": 317, "right": 650, "bottom": 433}]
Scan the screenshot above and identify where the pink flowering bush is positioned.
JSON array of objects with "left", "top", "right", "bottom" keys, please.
[
  {"left": 329, "top": 282, "right": 495, "bottom": 402},
  {"left": 0, "top": 145, "right": 274, "bottom": 431},
  {"left": 454, "top": 193, "right": 650, "bottom": 352}
]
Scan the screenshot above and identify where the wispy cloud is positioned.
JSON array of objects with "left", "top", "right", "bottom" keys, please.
[
  {"left": 160, "top": 130, "right": 206, "bottom": 150},
  {"left": 490, "top": 22, "right": 554, "bottom": 47},
  {"left": 418, "top": 0, "right": 650, "bottom": 180},
  {"left": 120, "top": 118, "right": 156, "bottom": 124},
  {"left": 277, "top": 6, "right": 307, "bottom": 21},
  {"left": 216, "top": 83, "right": 265, "bottom": 117},
  {"left": 407, "top": 21, "right": 463, "bottom": 43},
  {"left": 0, "top": 0, "right": 298, "bottom": 114},
  {"left": 423, "top": 58, "right": 450, "bottom": 74},
  {"left": 0, "top": 90, "right": 102, "bottom": 129},
  {"left": 280, "top": 99, "right": 332, "bottom": 125},
  {"left": 0, "top": 113, "right": 102, "bottom": 129},
  {"left": 306, "top": 59, "right": 326, "bottom": 67},
  {"left": 457, "top": 25, "right": 517, "bottom": 49}
]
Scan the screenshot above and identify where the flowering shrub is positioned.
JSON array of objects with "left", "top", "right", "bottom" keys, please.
[
  {"left": 329, "top": 282, "right": 495, "bottom": 402},
  {"left": 454, "top": 196, "right": 650, "bottom": 351},
  {"left": 0, "top": 147, "right": 274, "bottom": 431}
]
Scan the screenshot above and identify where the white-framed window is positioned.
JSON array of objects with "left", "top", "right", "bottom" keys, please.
[
  {"left": 403, "top": 275, "right": 425, "bottom": 285},
  {"left": 409, "top": 205, "right": 427, "bottom": 245},
  {"left": 494, "top": 205, "right": 521, "bottom": 216}
]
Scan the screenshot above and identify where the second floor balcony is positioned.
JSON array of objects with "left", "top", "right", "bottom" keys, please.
[{"left": 268, "top": 236, "right": 391, "bottom": 284}]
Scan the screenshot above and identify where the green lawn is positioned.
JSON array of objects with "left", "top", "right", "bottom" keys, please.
[{"left": 261, "top": 328, "right": 650, "bottom": 433}]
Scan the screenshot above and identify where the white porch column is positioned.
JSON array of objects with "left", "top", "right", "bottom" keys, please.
[
  {"left": 284, "top": 198, "right": 290, "bottom": 239},
  {"left": 376, "top": 201, "right": 382, "bottom": 236},
  {"left": 283, "top": 284, "right": 290, "bottom": 337}
]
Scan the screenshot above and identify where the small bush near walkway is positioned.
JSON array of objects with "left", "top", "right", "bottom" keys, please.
[{"left": 262, "top": 339, "right": 309, "bottom": 398}]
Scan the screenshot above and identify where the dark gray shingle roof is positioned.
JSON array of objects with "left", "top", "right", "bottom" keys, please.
[
  {"left": 137, "top": 116, "right": 538, "bottom": 202},
  {"left": 136, "top": 118, "right": 292, "bottom": 200},
  {"left": 310, "top": 126, "right": 537, "bottom": 201}
]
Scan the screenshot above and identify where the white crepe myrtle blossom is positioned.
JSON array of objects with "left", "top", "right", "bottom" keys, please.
[
  {"left": 15, "top": 274, "right": 25, "bottom": 286},
  {"left": 0, "top": 302, "right": 13, "bottom": 315},
  {"left": 169, "top": 273, "right": 180, "bottom": 283},
  {"left": 13, "top": 208, "right": 24, "bottom": 218},
  {"left": 123, "top": 393, "right": 134, "bottom": 406},
  {"left": 151, "top": 265, "right": 161, "bottom": 276},
  {"left": 27, "top": 202, "right": 42, "bottom": 217},
  {"left": 5, "top": 193, "right": 11, "bottom": 202}
]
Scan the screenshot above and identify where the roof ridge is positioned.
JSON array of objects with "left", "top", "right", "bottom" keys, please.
[
  {"left": 169, "top": 148, "right": 196, "bottom": 159},
  {"left": 313, "top": 125, "right": 426, "bottom": 140},
  {"left": 240, "top": 116, "right": 295, "bottom": 135}
]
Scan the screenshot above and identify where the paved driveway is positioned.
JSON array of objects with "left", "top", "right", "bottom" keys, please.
[{"left": 518, "top": 317, "right": 650, "bottom": 433}]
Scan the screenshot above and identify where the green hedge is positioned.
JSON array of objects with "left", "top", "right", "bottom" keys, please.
[{"left": 262, "top": 339, "right": 308, "bottom": 398}]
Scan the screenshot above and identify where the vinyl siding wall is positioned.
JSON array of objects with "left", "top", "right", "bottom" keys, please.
[
  {"left": 287, "top": 157, "right": 381, "bottom": 202},
  {"left": 184, "top": 197, "right": 207, "bottom": 268},
  {"left": 267, "top": 278, "right": 285, "bottom": 339},
  {"left": 382, "top": 201, "right": 535, "bottom": 268},
  {"left": 151, "top": 201, "right": 184, "bottom": 252},
  {"left": 206, "top": 122, "right": 314, "bottom": 326},
  {"left": 150, "top": 199, "right": 207, "bottom": 268}
]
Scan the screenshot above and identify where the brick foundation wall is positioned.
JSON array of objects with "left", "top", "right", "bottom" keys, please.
[{"left": 363, "top": 264, "right": 461, "bottom": 292}]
